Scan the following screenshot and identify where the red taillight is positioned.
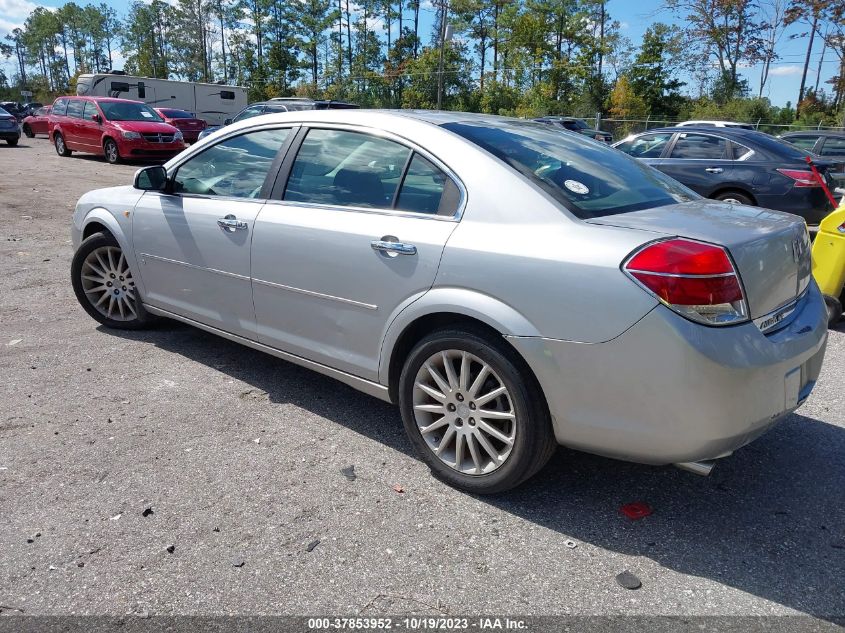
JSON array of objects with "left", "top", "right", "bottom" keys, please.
[
  {"left": 776, "top": 168, "right": 821, "bottom": 187},
  {"left": 624, "top": 238, "right": 748, "bottom": 326}
]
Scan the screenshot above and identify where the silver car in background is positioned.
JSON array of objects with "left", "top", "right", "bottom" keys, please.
[{"left": 70, "top": 110, "right": 828, "bottom": 493}]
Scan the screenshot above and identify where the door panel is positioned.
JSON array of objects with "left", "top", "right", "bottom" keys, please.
[
  {"left": 655, "top": 132, "right": 735, "bottom": 196},
  {"left": 251, "top": 205, "right": 456, "bottom": 380},
  {"left": 132, "top": 193, "right": 261, "bottom": 336}
]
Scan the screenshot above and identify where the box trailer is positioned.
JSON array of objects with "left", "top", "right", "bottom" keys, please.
[{"left": 75, "top": 73, "right": 248, "bottom": 126}]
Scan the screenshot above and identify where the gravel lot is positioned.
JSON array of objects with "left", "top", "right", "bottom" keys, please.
[{"left": 1, "top": 139, "right": 844, "bottom": 622}]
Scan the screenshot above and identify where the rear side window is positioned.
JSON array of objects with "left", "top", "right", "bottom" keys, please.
[
  {"left": 820, "top": 137, "right": 845, "bottom": 156},
  {"left": 396, "top": 154, "right": 460, "bottom": 215},
  {"left": 444, "top": 120, "right": 696, "bottom": 219},
  {"left": 52, "top": 98, "right": 68, "bottom": 116},
  {"left": 615, "top": 133, "right": 673, "bottom": 158},
  {"left": 669, "top": 133, "right": 730, "bottom": 159},
  {"left": 173, "top": 128, "right": 291, "bottom": 199},
  {"left": 284, "top": 129, "right": 411, "bottom": 209},
  {"left": 66, "top": 100, "right": 85, "bottom": 119}
]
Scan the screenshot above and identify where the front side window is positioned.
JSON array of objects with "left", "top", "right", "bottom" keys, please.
[
  {"left": 82, "top": 101, "right": 99, "bottom": 120},
  {"left": 99, "top": 101, "right": 162, "bottom": 122},
  {"left": 669, "top": 133, "right": 730, "bottom": 160},
  {"left": 284, "top": 129, "right": 411, "bottom": 209},
  {"left": 173, "top": 128, "right": 290, "bottom": 199},
  {"left": 820, "top": 137, "right": 845, "bottom": 156},
  {"left": 66, "top": 100, "right": 85, "bottom": 119},
  {"left": 444, "top": 120, "right": 697, "bottom": 219},
  {"left": 615, "top": 133, "right": 673, "bottom": 158}
]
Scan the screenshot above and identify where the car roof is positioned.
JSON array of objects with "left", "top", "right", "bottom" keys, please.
[{"left": 781, "top": 130, "right": 845, "bottom": 138}]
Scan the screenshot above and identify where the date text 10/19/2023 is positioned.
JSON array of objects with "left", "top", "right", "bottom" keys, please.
[{"left": 307, "top": 617, "right": 529, "bottom": 630}]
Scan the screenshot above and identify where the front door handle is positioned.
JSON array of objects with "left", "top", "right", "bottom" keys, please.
[
  {"left": 371, "top": 239, "right": 417, "bottom": 256},
  {"left": 217, "top": 214, "right": 248, "bottom": 232},
  {"left": 705, "top": 167, "right": 724, "bottom": 174}
]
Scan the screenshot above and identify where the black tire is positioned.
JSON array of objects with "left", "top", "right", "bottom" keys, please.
[
  {"left": 103, "top": 138, "right": 121, "bottom": 164},
  {"left": 6, "top": 137, "right": 18, "bottom": 146},
  {"left": 71, "top": 231, "right": 155, "bottom": 330},
  {"left": 714, "top": 190, "right": 754, "bottom": 205},
  {"left": 54, "top": 133, "right": 72, "bottom": 156},
  {"left": 23, "top": 124, "right": 34, "bottom": 138},
  {"left": 398, "top": 327, "right": 556, "bottom": 494},
  {"left": 824, "top": 294, "right": 843, "bottom": 328}
]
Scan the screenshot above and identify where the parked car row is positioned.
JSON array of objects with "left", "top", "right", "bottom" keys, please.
[{"left": 613, "top": 126, "right": 839, "bottom": 226}]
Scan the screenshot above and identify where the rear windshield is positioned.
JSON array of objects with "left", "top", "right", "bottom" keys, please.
[
  {"left": 0, "top": 107, "right": 10, "bottom": 117},
  {"left": 160, "top": 109, "right": 194, "bottom": 118},
  {"left": 443, "top": 120, "right": 697, "bottom": 219},
  {"left": 99, "top": 101, "right": 163, "bottom": 122}
]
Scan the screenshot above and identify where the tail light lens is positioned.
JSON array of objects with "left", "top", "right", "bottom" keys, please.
[
  {"left": 776, "top": 168, "right": 821, "bottom": 187},
  {"left": 623, "top": 238, "right": 749, "bottom": 326}
]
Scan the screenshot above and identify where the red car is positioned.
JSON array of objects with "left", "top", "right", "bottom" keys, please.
[
  {"left": 154, "top": 108, "right": 207, "bottom": 143},
  {"left": 22, "top": 106, "right": 52, "bottom": 137},
  {"left": 49, "top": 96, "right": 185, "bottom": 164}
]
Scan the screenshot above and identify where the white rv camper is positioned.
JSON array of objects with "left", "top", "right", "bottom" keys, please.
[{"left": 75, "top": 73, "right": 248, "bottom": 126}]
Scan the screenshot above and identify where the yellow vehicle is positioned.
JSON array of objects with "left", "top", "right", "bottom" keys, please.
[{"left": 812, "top": 201, "right": 845, "bottom": 326}]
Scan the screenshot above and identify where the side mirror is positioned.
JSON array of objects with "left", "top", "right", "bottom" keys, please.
[
  {"left": 223, "top": 118, "right": 232, "bottom": 125},
  {"left": 91, "top": 113, "right": 101, "bottom": 123},
  {"left": 134, "top": 165, "right": 168, "bottom": 191}
]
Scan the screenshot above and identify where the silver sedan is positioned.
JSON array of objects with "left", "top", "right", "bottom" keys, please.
[{"left": 70, "top": 110, "right": 828, "bottom": 493}]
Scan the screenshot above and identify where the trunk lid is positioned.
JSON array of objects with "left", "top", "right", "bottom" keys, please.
[{"left": 587, "top": 200, "right": 812, "bottom": 321}]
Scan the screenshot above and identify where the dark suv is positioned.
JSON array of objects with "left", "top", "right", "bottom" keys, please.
[
  {"left": 534, "top": 116, "right": 613, "bottom": 143},
  {"left": 0, "top": 106, "right": 21, "bottom": 146},
  {"left": 197, "top": 98, "right": 359, "bottom": 140}
]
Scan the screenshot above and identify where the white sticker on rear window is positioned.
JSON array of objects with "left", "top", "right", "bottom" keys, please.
[
  {"left": 564, "top": 179, "right": 589, "bottom": 195},
  {"left": 141, "top": 111, "right": 153, "bottom": 118}
]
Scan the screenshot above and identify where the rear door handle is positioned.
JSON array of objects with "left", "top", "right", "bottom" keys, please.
[
  {"left": 705, "top": 167, "right": 724, "bottom": 174},
  {"left": 217, "top": 214, "right": 248, "bottom": 232},
  {"left": 371, "top": 240, "right": 417, "bottom": 256}
]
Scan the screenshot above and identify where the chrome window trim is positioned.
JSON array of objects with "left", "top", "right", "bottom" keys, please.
[
  {"left": 669, "top": 132, "right": 751, "bottom": 162},
  {"left": 276, "top": 121, "right": 468, "bottom": 222}
]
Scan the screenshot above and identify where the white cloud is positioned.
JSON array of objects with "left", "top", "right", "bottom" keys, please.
[
  {"left": 0, "top": 0, "right": 39, "bottom": 20},
  {"left": 769, "top": 65, "right": 803, "bottom": 77}
]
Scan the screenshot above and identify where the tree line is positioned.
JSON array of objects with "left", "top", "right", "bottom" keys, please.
[{"left": 1, "top": 0, "right": 843, "bottom": 126}]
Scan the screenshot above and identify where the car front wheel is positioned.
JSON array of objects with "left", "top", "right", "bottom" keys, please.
[
  {"left": 23, "top": 124, "right": 33, "bottom": 138},
  {"left": 103, "top": 139, "right": 121, "bottom": 164},
  {"left": 71, "top": 232, "right": 155, "bottom": 330},
  {"left": 398, "top": 327, "right": 556, "bottom": 493}
]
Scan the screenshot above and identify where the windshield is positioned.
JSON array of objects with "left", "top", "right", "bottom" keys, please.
[
  {"left": 160, "top": 109, "right": 194, "bottom": 119},
  {"left": 99, "top": 101, "right": 163, "bottom": 122},
  {"left": 443, "top": 119, "right": 698, "bottom": 219}
]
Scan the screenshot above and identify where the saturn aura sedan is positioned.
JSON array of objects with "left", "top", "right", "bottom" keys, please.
[{"left": 70, "top": 110, "right": 828, "bottom": 493}]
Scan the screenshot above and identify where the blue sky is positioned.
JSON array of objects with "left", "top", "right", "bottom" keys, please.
[{"left": 1, "top": 0, "right": 838, "bottom": 107}]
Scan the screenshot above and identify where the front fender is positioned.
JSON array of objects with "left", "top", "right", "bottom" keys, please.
[{"left": 377, "top": 287, "right": 542, "bottom": 385}]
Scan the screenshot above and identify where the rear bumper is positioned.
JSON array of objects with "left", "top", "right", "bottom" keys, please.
[
  {"left": 0, "top": 129, "right": 20, "bottom": 140},
  {"left": 756, "top": 188, "right": 834, "bottom": 225},
  {"left": 508, "top": 282, "right": 828, "bottom": 465}
]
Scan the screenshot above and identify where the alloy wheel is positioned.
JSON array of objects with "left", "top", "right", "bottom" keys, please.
[
  {"left": 412, "top": 349, "right": 516, "bottom": 475},
  {"left": 55, "top": 135, "right": 65, "bottom": 153},
  {"left": 105, "top": 141, "right": 118, "bottom": 163},
  {"left": 80, "top": 246, "right": 138, "bottom": 321}
]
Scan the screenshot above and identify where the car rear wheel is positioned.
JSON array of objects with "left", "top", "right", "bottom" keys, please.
[
  {"left": 398, "top": 327, "right": 556, "bottom": 493},
  {"left": 103, "top": 139, "right": 121, "bottom": 164},
  {"left": 824, "top": 294, "right": 843, "bottom": 328},
  {"left": 54, "top": 133, "right": 72, "bottom": 156},
  {"left": 71, "top": 232, "right": 155, "bottom": 330},
  {"left": 6, "top": 138, "right": 18, "bottom": 146},
  {"left": 714, "top": 191, "right": 754, "bottom": 205},
  {"left": 22, "top": 124, "right": 33, "bottom": 138}
]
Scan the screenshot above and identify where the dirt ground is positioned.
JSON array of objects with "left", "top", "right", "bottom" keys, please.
[{"left": 1, "top": 138, "right": 844, "bottom": 622}]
